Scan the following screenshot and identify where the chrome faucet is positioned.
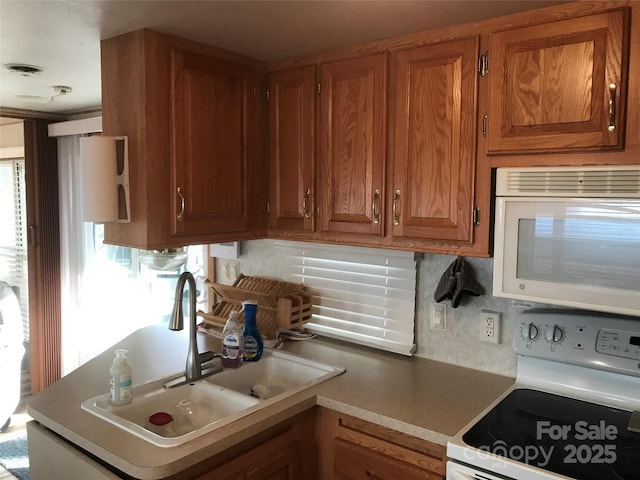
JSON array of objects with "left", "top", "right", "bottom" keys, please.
[{"left": 165, "top": 271, "right": 220, "bottom": 388}]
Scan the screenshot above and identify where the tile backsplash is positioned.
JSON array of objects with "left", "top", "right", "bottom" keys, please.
[{"left": 215, "top": 239, "right": 552, "bottom": 378}]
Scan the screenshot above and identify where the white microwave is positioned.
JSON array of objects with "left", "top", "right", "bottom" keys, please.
[{"left": 493, "top": 166, "right": 640, "bottom": 317}]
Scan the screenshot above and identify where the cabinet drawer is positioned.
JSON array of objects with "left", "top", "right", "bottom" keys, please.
[
  {"left": 334, "top": 437, "right": 442, "bottom": 480},
  {"left": 316, "top": 408, "right": 446, "bottom": 480}
]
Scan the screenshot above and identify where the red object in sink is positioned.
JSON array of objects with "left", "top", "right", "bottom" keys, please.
[{"left": 148, "top": 411, "right": 173, "bottom": 426}]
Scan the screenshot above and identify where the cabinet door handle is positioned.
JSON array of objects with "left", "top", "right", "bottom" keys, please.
[
  {"left": 372, "top": 188, "right": 380, "bottom": 224},
  {"left": 392, "top": 189, "right": 401, "bottom": 226},
  {"left": 365, "top": 470, "right": 384, "bottom": 480},
  {"left": 302, "top": 188, "right": 311, "bottom": 219},
  {"left": 608, "top": 83, "right": 617, "bottom": 132},
  {"left": 176, "top": 186, "right": 185, "bottom": 223}
]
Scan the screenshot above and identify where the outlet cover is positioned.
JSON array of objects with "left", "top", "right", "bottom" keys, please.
[{"left": 480, "top": 310, "right": 502, "bottom": 344}]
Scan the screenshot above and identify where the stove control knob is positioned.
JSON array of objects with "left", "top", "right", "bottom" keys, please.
[
  {"left": 545, "top": 325, "right": 565, "bottom": 344},
  {"left": 523, "top": 323, "right": 540, "bottom": 341}
]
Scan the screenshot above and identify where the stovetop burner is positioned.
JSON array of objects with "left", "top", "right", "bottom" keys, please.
[
  {"left": 611, "top": 446, "right": 640, "bottom": 480},
  {"left": 463, "top": 389, "right": 640, "bottom": 480},
  {"left": 517, "top": 391, "right": 576, "bottom": 420}
]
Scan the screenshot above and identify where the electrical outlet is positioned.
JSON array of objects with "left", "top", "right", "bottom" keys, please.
[{"left": 480, "top": 310, "right": 502, "bottom": 344}]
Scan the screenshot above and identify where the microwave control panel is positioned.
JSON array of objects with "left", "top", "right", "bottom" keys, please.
[{"left": 514, "top": 309, "right": 640, "bottom": 376}]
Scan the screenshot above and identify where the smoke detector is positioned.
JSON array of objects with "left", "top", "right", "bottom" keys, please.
[
  {"left": 53, "top": 85, "right": 72, "bottom": 95},
  {"left": 5, "top": 63, "right": 46, "bottom": 77}
]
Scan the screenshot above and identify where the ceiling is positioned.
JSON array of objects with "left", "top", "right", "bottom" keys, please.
[{"left": 0, "top": 0, "right": 565, "bottom": 116}]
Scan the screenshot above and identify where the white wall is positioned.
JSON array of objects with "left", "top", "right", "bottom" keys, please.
[
  {"left": 215, "top": 239, "right": 554, "bottom": 378},
  {"left": 0, "top": 120, "right": 24, "bottom": 159}
]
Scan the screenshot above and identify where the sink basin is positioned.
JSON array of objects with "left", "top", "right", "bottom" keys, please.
[
  {"left": 82, "top": 349, "right": 344, "bottom": 447},
  {"left": 81, "top": 373, "right": 259, "bottom": 447},
  {"left": 211, "top": 349, "right": 345, "bottom": 399}
]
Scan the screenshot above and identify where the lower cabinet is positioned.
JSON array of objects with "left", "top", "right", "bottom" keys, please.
[
  {"left": 28, "top": 407, "right": 447, "bottom": 480},
  {"left": 28, "top": 421, "right": 122, "bottom": 480},
  {"left": 195, "top": 428, "right": 304, "bottom": 480},
  {"left": 186, "top": 409, "right": 316, "bottom": 480},
  {"left": 316, "top": 408, "right": 446, "bottom": 480}
]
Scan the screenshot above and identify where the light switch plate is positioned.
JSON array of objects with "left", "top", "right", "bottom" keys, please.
[{"left": 430, "top": 303, "right": 446, "bottom": 331}]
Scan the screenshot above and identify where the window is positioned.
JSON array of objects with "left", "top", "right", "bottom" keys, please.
[
  {"left": 275, "top": 241, "right": 417, "bottom": 356},
  {"left": 55, "top": 133, "right": 209, "bottom": 373},
  {"left": 61, "top": 222, "right": 208, "bottom": 372},
  {"left": 0, "top": 157, "right": 28, "bottom": 341}
]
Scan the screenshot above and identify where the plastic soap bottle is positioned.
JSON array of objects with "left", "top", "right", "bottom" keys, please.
[
  {"left": 222, "top": 310, "right": 243, "bottom": 368},
  {"left": 109, "top": 349, "right": 132, "bottom": 405},
  {"left": 241, "top": 300, "right": 263, "bottom": 362}
]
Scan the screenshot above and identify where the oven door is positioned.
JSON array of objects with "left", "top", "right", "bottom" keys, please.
[{"left": 493, "top": 197, "right": 640, "bottom": 316}]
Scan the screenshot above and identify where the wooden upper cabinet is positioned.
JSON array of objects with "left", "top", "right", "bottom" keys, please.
[
  {"left": 268, "top": 66, "right": 316, "bottom": 232},
  {"left": 318, "top": 53, "right": 387, "bottom": 236},
  {"left": 390, "top": 37, "right": 479, "bottom": 243},
  {"left": 170, "top": 49, "right": 256, "bottom": 236},
  {"left": 101, "top": 29, "right": 263, "bottom": 249},
  {"left": 487, "top": 8, "right": 630, "bottom": 154}
]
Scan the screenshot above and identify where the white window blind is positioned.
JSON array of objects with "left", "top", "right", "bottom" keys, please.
[
  {"left": 0, "top": 158, "right": 29, "bottom": 339},
  {"left": 274, "top": 241, "right": 417, "bottom": 356}
]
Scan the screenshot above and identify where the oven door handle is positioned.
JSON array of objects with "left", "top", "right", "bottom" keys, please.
[
  {"left": 447, "top": 462, "right": 506, "bottom": 480},
  {"left": 448, "top": 471, "right": 475, "bottom": 480}
]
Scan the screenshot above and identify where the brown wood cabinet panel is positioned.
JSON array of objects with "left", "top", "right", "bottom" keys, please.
[
  {"left": 318, "top": 53, "right": 387, "bottom": 235},
  {"left": 316, "top": 408, "right": 446, "bottom": 480},
  {"left": 268, "top": 66, "right": 316, "bottom": 232},
  {"left": 487, "top": 8, "right": 629, "bottom": 154},
  {"left": 197, "top": 436, "right": 301, "bottom": 480},
  {"left": 170, "top": 49, "right": 256, "bottom": 236},
  {"left": 101, "top": 29, "right": 264, "bottom": 249},
  {"left": 390, "top": 37, "right": 478, "bottom": 243},
  {"left": 192, "top": 409, "right": 316, "bottom": 480},
  {"left": 334, "top": 438, "right": 441, "bottom": 480}
]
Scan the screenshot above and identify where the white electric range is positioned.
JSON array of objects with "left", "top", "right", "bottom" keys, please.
[{"left": 447, "top": 309, "right": 640, "bottom": 480}]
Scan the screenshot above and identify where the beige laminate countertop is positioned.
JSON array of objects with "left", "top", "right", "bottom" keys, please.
[{"left": 27, "top": 324, "right": 514, "bottom": 479}]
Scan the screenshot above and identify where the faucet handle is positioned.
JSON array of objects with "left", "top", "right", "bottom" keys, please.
[{"left": 198, "top": 351, "right": 216, "bottom": 365}]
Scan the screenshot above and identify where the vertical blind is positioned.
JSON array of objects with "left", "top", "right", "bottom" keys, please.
[
  {"left": 274, "top": 241, "right": 417, "bottom": 356},
  {"left": 0, "top": 158, "right": 29, "bottom": 340}
]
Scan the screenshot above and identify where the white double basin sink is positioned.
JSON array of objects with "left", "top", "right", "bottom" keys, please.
[{"left": 81, "top": 349, "right": 345, "bottom": 447}]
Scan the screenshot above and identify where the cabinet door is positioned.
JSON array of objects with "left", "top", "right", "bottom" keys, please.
[
  {"left": 170, "top": 49, "right": 256, "bottom": 236},
  {"left": 488, "top": 9, "right": 629, "bottom": 154},
  {"left": 245, "top": 441, "right": 300, "bottom": 480},
  {"left": 390, "top": 37, "right": 478, "bottom": 242},
  {"left": 196, "top": 436, "right": 301, "bottom": 480},
  {"left": 318, "top": 54, "right": 386, "bottom": 235},
  {"left": 268, "top": 66, "right": 316, "bottom": 232}
]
